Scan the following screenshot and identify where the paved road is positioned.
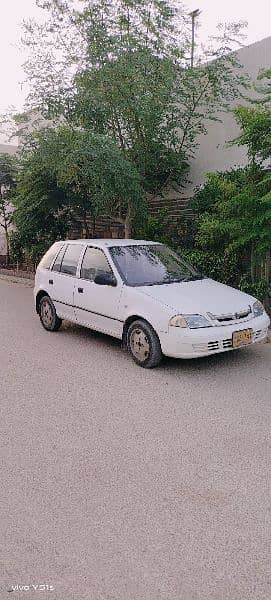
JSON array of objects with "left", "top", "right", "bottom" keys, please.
[{"left": 0, "top": 278, "right": 271, "bottom": 600}]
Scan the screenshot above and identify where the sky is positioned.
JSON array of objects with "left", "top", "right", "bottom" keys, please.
[{"left": 0, "top": 0, "right": 270, "bottom": 123}]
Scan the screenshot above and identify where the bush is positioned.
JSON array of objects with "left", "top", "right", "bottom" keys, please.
[
  {"left": 27, "top": 242, "right": 51, "bottom": 266},
  {"left": 9, "top": 232, "right": 24, "bottom": 263},
  {"left": 238, "top": 275, "right": 270, "bottom": 303},
  {"left": 9, "top": 232, "right": 49, "bottom": 268},
  {"left": 179, "top": 248, "right": 270, "bottom": 311},
  {"left": 178, "top": 248, "right": 240, "bottom": 287},
  {"left": 135, "top": 209, "right": 172, "bottom": 245}
]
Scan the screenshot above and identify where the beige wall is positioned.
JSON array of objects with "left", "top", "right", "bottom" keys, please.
[
  {"left": 0, "top": 144, "right": 17, "bottom": 154},
  {"left": 185, "top": 36, "right": 271, "bottom": 196}
]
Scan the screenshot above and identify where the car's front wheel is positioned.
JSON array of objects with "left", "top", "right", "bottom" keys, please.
[
  {"left": 39, "top": 295, "right": 62, "bottom": 332},
  {"left": 127, "top": 319, "right": 162, "bottom": 368}
]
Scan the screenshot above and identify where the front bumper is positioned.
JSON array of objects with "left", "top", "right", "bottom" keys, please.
[{"left": 159, "top": 314, "right": 270, "bottom": 359}]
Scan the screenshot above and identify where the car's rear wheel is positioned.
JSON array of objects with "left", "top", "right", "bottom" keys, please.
[
  {"left": 127, "top": 319, "right": 162, "bottom": 368},
  {"left": 39, "top": 296, "right": 62, "bottom": 332}
]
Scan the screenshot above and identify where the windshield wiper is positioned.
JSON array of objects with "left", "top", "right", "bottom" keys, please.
[
  {"left": 140, "top": 280, "right": 180, "bottom": 286},
  {"left": 138, "top": 275, "right": 205, "bottom": 286},
  {"left": 181, "top": 275, "right": 205, "bottom": 282},
  {"left": 162, "top": 276, "right": 204, "bottom": 284},
  {"left": 165, "top": 278, "right": 186, "bottom": 283}
]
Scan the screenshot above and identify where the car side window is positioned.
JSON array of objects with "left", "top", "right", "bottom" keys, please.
[
  {"left": 81, "top": 247, "right": 113, "bottom": 281},
  {"left": 60, "top": 244, "right": 83, "bottom": 276},
  {"left": 52, "top": 244, "right": 66, "bottom": 272}
]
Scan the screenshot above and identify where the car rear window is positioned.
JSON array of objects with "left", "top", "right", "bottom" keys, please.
[
  {"left": 61, "top": 244, "right": 84, "bottom": 276},
  {"left": 52, "top": 245, "right": 67, "bottom": 272},
  {"left": 38, "top": 242, "right": 63, "bottom": 270}
]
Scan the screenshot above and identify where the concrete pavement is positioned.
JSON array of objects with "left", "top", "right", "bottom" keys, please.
[{"left": 0, "top": 278, "right": 271, "bottom": 599}]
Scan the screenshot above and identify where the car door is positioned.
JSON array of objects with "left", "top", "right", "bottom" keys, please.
[
  {"left": 74, "top": 245, "right": 124, "bottom": 338},
  {"left": 49, "top": 243, "right": 84, "bottom": 322}
]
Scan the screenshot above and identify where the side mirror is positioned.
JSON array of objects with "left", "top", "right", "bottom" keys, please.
[{"left": 94, "top": 272, "right": 117, "bottom": 287}]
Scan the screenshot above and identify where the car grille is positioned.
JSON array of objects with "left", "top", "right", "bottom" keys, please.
[
  {"left": 191, "top": 339, "right": 234, "bottom": 352},
  {"left": 208, "top": 307, "right": 252, "bottom": 325},
  {"left": 208, "top": 341, "right": 219, "bottom": 351},
  {"left": 222, "top": 338, "right": 232, "bottom": 348},
  {"left": 192, "top": 330, "right": 265, "bottom": 353},
  {"left": 254, "top": 329, "right": 264, "bottom": 341},
  {"left": 207, "top": 339, "right": 233, "bottom": 350}
]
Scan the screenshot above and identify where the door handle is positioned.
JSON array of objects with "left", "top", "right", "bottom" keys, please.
[
  {"left": 49, "top": 279, "right": 53, "bottom": 285},
  {"left": 78, "top": 287, "right": 84, "bottom": 294}
]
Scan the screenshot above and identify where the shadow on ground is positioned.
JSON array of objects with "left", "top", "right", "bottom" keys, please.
[{"left": 58, "top": 319, "right": 267, "bottom": 376}]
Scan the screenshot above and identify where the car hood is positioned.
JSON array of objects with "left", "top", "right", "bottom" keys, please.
[{"left": 138, "top": 278, "right": 255, "bottom": 315}]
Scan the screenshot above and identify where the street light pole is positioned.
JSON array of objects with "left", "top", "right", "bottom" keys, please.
[{"left": 189, "top": 8, "right": 201, "bottom": 68}]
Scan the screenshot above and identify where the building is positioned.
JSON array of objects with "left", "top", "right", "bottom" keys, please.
[
  {"left": 187, "top": 35, "right": 271, "bottom": 195},
  {"left": 0, "top": 144, "right": 17, "bottom": 155}
]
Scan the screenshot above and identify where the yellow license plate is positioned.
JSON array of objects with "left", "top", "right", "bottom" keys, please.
[{"left": 232, "top": 329, "right": 253, "bottom": 348}]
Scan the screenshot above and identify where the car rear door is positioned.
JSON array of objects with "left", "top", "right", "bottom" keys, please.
[
  {"left": 74, "top": 245, "right": 124, "bottom": 337},
  {"left": 49, "top": 243, "right": 84, "bottom": 322}
]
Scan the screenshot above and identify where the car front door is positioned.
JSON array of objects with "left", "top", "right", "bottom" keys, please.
[
  {"left": 74, "top": 246, "right": 124, "bottom": 338},
  {"left": 49, "top": 243, "right": 84, "bottom": 322}
]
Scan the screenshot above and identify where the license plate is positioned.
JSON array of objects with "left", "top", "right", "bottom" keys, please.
[{"left": 232, "top": 328, "right": 253, "bottom": 348}]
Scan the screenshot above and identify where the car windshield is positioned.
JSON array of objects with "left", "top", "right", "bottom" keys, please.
[{"left": 109, "top": 244, "right": 203, "bottom": 287}]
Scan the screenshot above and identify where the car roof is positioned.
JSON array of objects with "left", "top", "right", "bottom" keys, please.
[{"left": 57, "top": 239, "right": 160, "bottom": 248}]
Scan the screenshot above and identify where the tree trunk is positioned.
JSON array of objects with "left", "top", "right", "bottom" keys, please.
[
  {"left": 264, "top": 249, "right": 271, "bottom": 310},
  {"left": 1, "top": 207, "right": 10, "bottom": 265},
  {"left": 0, "top": 194, "right": 10, "bottom": 265},
  {"left": 250, "top": 244, "right": 256, "bottom": 282},
  {"left": 92, "top": 215, "right": 96, "bottom": 238},
  {"left": 5, "top": 227, "right": 10, "bottom": 265},
  {"left": 82, "top": 209, "right": 90, "bottom": 238},
  {"left": 264, "top": 249, "right": 270, "bottom": 283},
  {"left": 124, "top": 207, "right": 132, "bottom": 239}
]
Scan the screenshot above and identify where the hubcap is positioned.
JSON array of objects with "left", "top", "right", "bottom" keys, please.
[
  {"left": 41, "top": 300, "right": 53, "bottom": 327},
  {"left": 130, "top": 328, "right": 150, "bottom": 362}
]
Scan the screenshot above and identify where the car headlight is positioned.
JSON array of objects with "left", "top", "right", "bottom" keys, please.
[
  {"left": 253, "top": 301, "right": 265, "bottom": 317},
  {"left": 169, "top": 314, "right": 212, "bottom": 329}
]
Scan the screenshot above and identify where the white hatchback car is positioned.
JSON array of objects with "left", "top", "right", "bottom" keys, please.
[{"left": 34, "top": 239, "right": 270, "bottom": 368}]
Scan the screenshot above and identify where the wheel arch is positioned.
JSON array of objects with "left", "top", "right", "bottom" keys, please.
[{"left": 122, "top": 315, "right": 156, "bottom": 347}]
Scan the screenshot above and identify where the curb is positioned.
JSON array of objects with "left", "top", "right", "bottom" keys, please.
[{"left": 0, "top": 274, "right": 34, "bottom": 287}]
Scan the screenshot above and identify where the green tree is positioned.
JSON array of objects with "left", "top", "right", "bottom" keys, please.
[
  {"left": 232, "top": 70, "right": 271, "bottom": 286},
  {"left": 0, "top": 153, "right": 17, "bottom": 263},
  {"left": 194, "top": 167, "right": 271, "bottom": 278},
  {"left": 190, "top": 69, "right": 271, "bottom": 303},
  {"left": 14, "top": 126, "right": 144, "bottom": 252},
  {"left": 233, "top": 106, "right": 271, "bottom": 165},
  {"left": 21, "top": 1, "right": 247, "bottom": 194},
  {"left": 14, "top": 149, "right": 73, "bottom": 260}
]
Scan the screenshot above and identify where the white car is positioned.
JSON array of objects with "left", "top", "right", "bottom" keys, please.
[{"left": 34, "top": 239, "right": 270, "bottom": 368}]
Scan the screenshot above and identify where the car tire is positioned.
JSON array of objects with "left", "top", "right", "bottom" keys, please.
[
  {"left": 39, "top": 295, "right": 62, "bottom": 332},
  {"left": 127, "top": 319, "right": 162, "bottom": 368}
]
